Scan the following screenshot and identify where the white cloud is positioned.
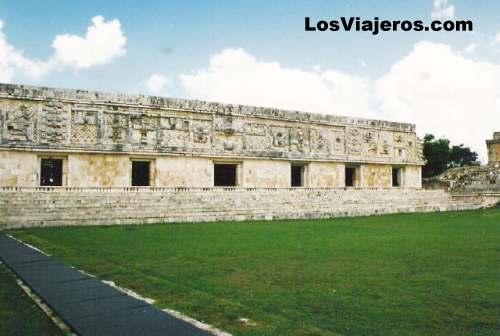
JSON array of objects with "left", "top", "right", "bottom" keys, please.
[
  {"left": 376, "top": 41, "right": 500, "bottom": 162},
  {"left": 431, "top": 0, "right": 455, "bottom": 20},
  {"left": 179, "top": 48, "right": 377, "bottom": 119},
  {"left": 178, "top": 44, "right": 500, "bottom": 161},
  {"left": 357, "top": 58, "right": 367, "bottom": 68},
  {"left": 463, "top": 43, "right": 477, "bottom": 54},
  {"left": 491, "top": 32, "right": 500, "bottom": 50},
  {"left": 144, "top": 73, "right": 170, "bottom": 95},
  {"left": 52, "top": 16, "right": 126, "bottom": 69},
  {"left": 0, "top": 20, "right": 52, "bottom": 81},
  {"left": 0, "top": 16, "right": 126, "bottom": 82}
]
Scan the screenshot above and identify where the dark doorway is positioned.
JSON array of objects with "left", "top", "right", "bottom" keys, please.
[
  {"left": 345, "top": 167, "right": 356, "bottom": 187},
  {"left": 40, "top": 158, "right": 63, "bottom": 186},
  {"left": 132, "top": 161, "right": 150, "bottom": 186},
  {"left": 392, "top": 168, "right": 401, "bottom": 187},
  {"left": 214, "top": 164, "right": 237, "bottom": 186},
  {"left": 291, "top": 165, "right": 304, "bottom": 187}
]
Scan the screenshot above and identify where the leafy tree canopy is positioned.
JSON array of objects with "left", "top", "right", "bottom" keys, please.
[{"left": 422, "top": 134, "right": 479, "bottom": 178}]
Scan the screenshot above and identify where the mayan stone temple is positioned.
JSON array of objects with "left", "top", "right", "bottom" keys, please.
[
  {"left": 487, "top": 132, "right": 500, "bottom": 167},
  {"left": 0, "top": 83, "right": 496, "bottom": 227}
]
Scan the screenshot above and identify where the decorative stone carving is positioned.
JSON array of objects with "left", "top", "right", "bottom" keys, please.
[
  {"left": 71, "top": 105, "right": 99, "bottom": 145},
  {"left": 347, "top": 127, "right": 362, "bottom": 155},
  {"left": 104, "top": 113, "right": 128, "bottom": 144},
  {"left": 130, "top": 114, "right": 156, "bottom": 145},
  {"left": 40, "top": 100, "right": 67, "bottom": 144},
  {"left": 311, "top": 128, "right": 330, "bottom": 153},
  {"left": 380, "top": 141, "right": 390, "bottom": 155},
  {"left": 363, "top": 130, "right": 378, "bottom": 156},
  {"left": 214, "top": 133, "right": 243, "bottom": 152},
  {"left": 290, "top": 127, "right": 309, "bottom": 153},
  {"left": 0, "top": 84, "right": 426, "bottom": 165},
  {"left": 4, "top": 104, "right": 36, "bottom": 141},
  {"left": 193, "top": 125, "right": 209, "bottom": 143},
  {"left": 165, "top": 117, "right": 189, "bottom": 131},
  {"left": 331, "top": 130, "right": 345, "bottom": 154},
  {"left": 394, "top": 133, "right": 404, "bottom": 144},
  {"left": 378, "top": 131, "right": 392, "bottom": 156},
  {"left": 404, "top": 136, "right": 423, "bottom": 162},
  {"left": 160, "top": 130, "right": 188, "bottom": 148},
  {"left": 416, "top": 139, "right": 424, "bottom": 161},
  {"left": 271, "top": 127, "right": 288, "bottom": 148},
  {"left": 214, "top": 115, "right": 244, "bottom": 134}
]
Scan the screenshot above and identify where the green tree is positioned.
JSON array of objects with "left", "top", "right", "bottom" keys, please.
[
  {"left": 422, "top": 134, "right": 479, "bottom": 177},
  {"left": 449, "top": 144, "right": 479, "bottom": 167}
]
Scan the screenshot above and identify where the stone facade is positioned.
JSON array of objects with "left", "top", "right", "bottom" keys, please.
[
  {"left": 486, "top": 132, "right": 500, "bottom": 167},
  {"left": 0, "top": 83, "right": 424, "bottom": 189}
]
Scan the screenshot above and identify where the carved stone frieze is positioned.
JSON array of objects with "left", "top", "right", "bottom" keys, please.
[
  {"left": 104, "top": 113, "right": 128, "bottom": 144},
  {"left": 0, "top": 83, "right": 425, "bottom": 165},
  {"left": 347, "top": 127, "right": 362, "bottom": 155},
  {"left": 71, "top": 105, "right": 99, "bottom": 145},
  {"left": 3, "top": 103, "right": 36, "bottom": 142},
  {"left": 40, "top": 100, "right": 68, "bottom": 144}
]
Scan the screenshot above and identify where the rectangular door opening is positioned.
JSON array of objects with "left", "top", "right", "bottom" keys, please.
[
  {"left": 40, "top": 158, "right": 63, "bottom": 186},
  {"left": 132, "top": 161, "right": 150, "bottom": 186},
  {"left": 392, "top": 168, "right": 402, "bottom": 187},
  {"left": 291, "top": 165, "right": 304, "bottom": 187},
  {"left": 345, "top": 167, "right": 356, "bottom": 187},
  {"left": 214, "top": 164, "right": 237, "bottom": 186}
]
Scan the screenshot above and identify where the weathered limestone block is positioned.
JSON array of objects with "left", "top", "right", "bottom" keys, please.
[
  {"left": 0, "top": 151, "right": 38, "bottom": 186},
  {"left": 308, "top": 162, "right": 345, "bottom": 187},
  {"left": 242, "top": 160, "right": 290, "bottom": 187},
  {"left": 360, "top": 164, "right": 392, "bottom": 187},
  {"left": 155, "top": 157, "right": 213, "bottom": 187},
  {"left": 404, "top": 165, "right": 422, "bottom": 188},
  {"left": 68, "top": 154, "right": 130, "bottom": 187}
]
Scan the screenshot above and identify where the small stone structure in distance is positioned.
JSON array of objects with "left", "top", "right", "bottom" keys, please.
[
  {"left": 487, "top": 132, "right": 500, "bottom": 168},
  {"left": 423, "top": 132, "right": 500, "bottom": 192},
  {"left": 0, "top": 83, "right": 497, "bottom": 228}
]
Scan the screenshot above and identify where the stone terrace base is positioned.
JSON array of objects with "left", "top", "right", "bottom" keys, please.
[{"left": 0, "top": 188, "right": 498, "bottom": 229}]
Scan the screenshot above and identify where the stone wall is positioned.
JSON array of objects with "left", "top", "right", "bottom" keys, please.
[
  {"left": 68, "top": 154, "right": 130, "bottom": 187},
  {"left": 423, "top": 165, "right": 500, "bottom": 192},
  {"left": 308, "top": 162, "right": 345, "bottom": 187},
  {"left": 404, "top": 165, "right": 422, "bottom": 188},
  {"left": 0, "top": 187, "right": 497, "bottom": 229},
  {"left": 0, "top": 151, "right": 38, "bottom": 186},
  {"left": 360, "top": 164, "right": 392, "bottom": 188},
  {"left": 487, "top": 132, "right": 500, "bottom": 166},
  {"left": 0, "top": 150, "right": 423, "bottom": 188}
]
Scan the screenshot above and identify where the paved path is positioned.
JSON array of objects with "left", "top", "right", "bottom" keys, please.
[{"left": 0, "top": 234, "right": 211, "bottom": 336}]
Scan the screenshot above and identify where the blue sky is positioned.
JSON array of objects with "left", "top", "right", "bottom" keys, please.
[{"left": 0, "top": 1, "right": 499, "bottom": 160}]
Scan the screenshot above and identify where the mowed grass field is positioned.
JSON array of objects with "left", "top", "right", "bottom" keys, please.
[
  {"left": 10, "top": 207, "right": 500, "bottom": 336},
  {"left": 0, "top": 263, "right": 63, "bottom": 336}
]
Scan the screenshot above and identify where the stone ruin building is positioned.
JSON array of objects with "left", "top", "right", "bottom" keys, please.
[
  {"left": 487, "top": 132, "right": 500, "bottom": 167},
  {"left": 422, "top": 132, "right": 500, "bottom": 192},
  {"left": 0, "top": 83, "right": 497, "bottom": 228},
  {"left": 0, "top": 83, "right": 424, "bottom": 189}
]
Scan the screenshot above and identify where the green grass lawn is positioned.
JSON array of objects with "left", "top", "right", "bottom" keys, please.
[
  {"left": 0, "top": 263, "right": 63, "bottom": 336},
  {"left": 9, "top": 208, "right": 500, "bottom": 336}
]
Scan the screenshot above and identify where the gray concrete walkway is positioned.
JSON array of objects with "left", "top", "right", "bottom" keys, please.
[{"left": 0, "top": 233, "right": 211, "bottom": 336}]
